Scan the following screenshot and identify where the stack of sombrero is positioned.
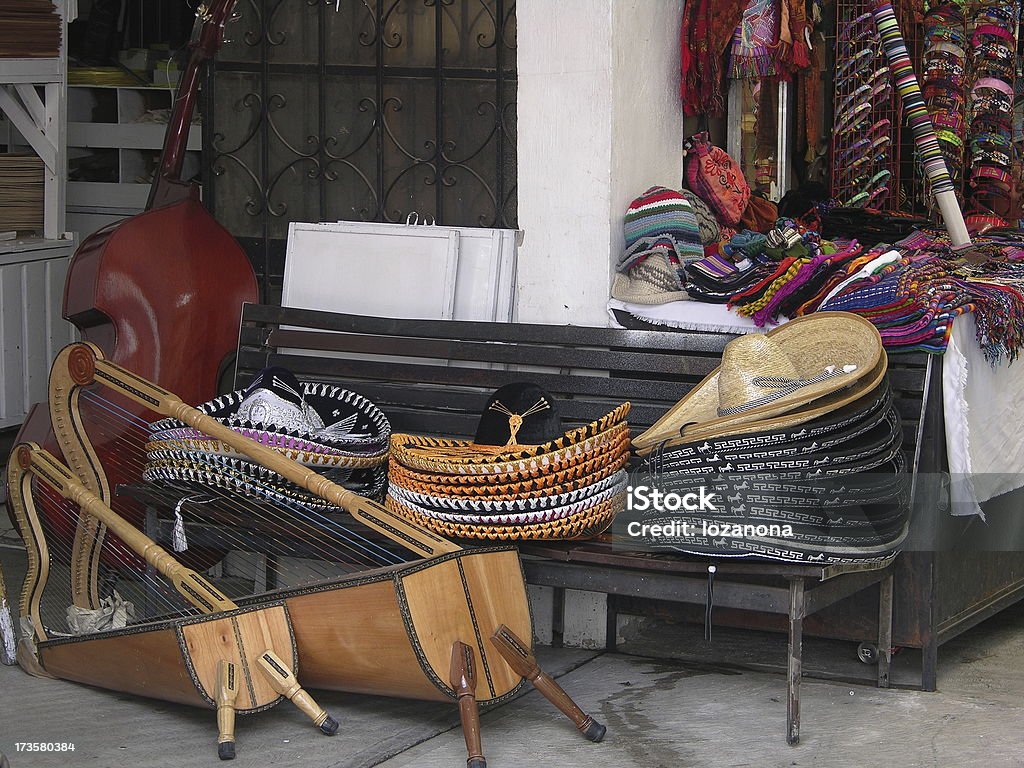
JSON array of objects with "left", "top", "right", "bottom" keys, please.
[
  {"left": 629, "top": 312, "right": 910, "bottom": 563},
  {"left": 144, "top": 367, "right": 391, "bottom": 508},
  {"left": 386, "top": 383, "right": 631, "bottom": 540}
]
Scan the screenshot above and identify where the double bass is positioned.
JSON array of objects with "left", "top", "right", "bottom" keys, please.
[{"left": 11, "top": 0, "right": 257, "bottom": 599}]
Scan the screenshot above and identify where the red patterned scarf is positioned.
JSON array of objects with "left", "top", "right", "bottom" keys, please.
[{"left": 680, "top": 0, "right": 747, "bottom": 116}]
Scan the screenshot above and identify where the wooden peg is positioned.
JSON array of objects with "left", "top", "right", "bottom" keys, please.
[
  {"left": 256, "top": 650, "right": 339, "bottom": 735},
  {"left": 450, "top": 642, "right": 486, "bottom": 768},
  {"left": 216, "top": 660, "right": 239, "bottom": 760},
  {"left": 490, "top": 624, "right": 606, "bottom": 743}
]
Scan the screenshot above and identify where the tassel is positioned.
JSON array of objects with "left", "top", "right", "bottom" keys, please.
[
  {"left": 791, "top": 39, "right": 810, "bottom": 69},
  {"left": 704, "top": 564, "right": 717, "bottom": 642},
  {"left": 173, "top": 499, "right": 189, "bottom": 553}
]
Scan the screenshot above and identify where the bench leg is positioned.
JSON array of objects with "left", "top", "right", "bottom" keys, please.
[
  {"left": 605, "top": 595, "right": 618, "bottom": 652},
  {"left": 552, "top": 587, "right": 565, "bottom": 649},
  {"left": 877, "top": 571, "right": 894, "bottom": 689},
  {"left": 787, "top": 579, "right": 805, "bottom": 746},
  {"left": 922, "top": 634, "right": 938, "bottom": 692}
]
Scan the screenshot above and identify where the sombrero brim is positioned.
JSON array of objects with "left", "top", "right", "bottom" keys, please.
[
  {"left": 388, "top": 470, "right": 628, "bottom": 515},
  {"left": 387, "top": 448, "right": 630, "bottom": 496},
  {"left": 386, "top": 492, "right": 625, "bottom": 541},
  {"left": 149, "top": 382, "right": 391, "bottom": 451},
  {"left": 390, "top": 403, "right": 630, "bottom": 471},
  {"left": 633, "top": 313, "right": 886, "bottom": 454},
  {"left": 391, "top": 416, "right": 631, "bottom": 476},
  {"left": 144, "top": 456, "right": 387, "bottom": 509},
  {"left": 148, "top": 426, "right": 388, "bottom": 457},
  {"left": 636, "top": 357, "right": 888, "bottom": 455},
  {"left": 146, "top": 438, "right": 389, "bottom": 469}
]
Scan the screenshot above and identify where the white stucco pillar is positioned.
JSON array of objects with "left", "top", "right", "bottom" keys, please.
[
  {"left": 515, "top": 1, "right": 684, "bottom": 649},
  {"left": 515, "top": 0, "right": 685, "bottom": 326}
]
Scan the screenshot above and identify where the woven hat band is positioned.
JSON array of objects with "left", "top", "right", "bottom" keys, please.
[{"left": 717, "top": 365, "right": 858, "bottom": 417}]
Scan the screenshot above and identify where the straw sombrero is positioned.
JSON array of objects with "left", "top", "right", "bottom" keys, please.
[
  {"left": 387, "top": 449, "right": 630, "bottom": 498},
  {"left": 633, "top": 312, "right": 885, "bottom": 454},
  {"left": 389, "top": 469, "right": 628, "bottom": 515}
]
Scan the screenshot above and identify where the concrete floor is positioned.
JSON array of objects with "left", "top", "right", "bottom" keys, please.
[{"left": 1, "top": 543, "right": 1023, "bottom": 768}]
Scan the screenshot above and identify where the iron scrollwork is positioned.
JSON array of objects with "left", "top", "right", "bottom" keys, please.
[{"left": 205, "top": 0, "right": 517, "bottom": 299}]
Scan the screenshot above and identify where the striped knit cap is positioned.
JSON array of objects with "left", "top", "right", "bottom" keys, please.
[{"left": 619, "top": 186, "right": 705, "bottom": 272}]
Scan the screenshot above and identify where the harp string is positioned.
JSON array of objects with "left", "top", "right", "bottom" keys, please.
[
  {"left": 74, "top": 394, "right": 404, "bottom": 572},
  {"left": 47, "top": 388, "right": 406, "bottom": 604},
  {"left": 27, "top": 478, "right": 194, "bottom": 634}
]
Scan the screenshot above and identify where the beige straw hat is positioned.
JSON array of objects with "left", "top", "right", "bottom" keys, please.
[
  {"left": 633, "top": 312, "right": 885, "bottom": 454},
  {"left": 611, "top": 252, "right": 691, "bottom": 304}
]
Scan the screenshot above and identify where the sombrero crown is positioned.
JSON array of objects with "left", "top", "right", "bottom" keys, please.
[
  {"left": 633, "top": 312, "right": 885, "bottom": 454},
  {"left": 389, "top": 382, "right": 630, "bottom": 474}
]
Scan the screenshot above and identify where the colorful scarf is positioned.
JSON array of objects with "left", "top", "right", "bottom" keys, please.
[
  {"left": 728, "top": 0, "right": 781, "bottom": 79},
  {"left": 681, "top": 0, "right": 747, "bottom": 116}
]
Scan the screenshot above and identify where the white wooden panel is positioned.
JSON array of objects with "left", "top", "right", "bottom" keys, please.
[
  {"left": 46, "top": 255, "right": 76, "bottom": 356},
  {"left": 288, "top": 220, "right": 520, "bottom": 323},
  {"left": 0, "top": 245, "right": 75, "bottom": 428},
  {"left": 0, "top": 59, "right": 62, "bottom": 84},
  {"left": 21, "top": 261, "right": 47, "bottom": 413},
  {"left": 283, "top": 222, "right": 460, "bottom": 320},
  {"left": 0, "top": 261, "right": 26, "bottom": 426}
]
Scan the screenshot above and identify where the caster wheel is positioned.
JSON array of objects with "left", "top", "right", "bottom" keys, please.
[{"left": 857, "top": 642, "right": 879, "bottom": 665}]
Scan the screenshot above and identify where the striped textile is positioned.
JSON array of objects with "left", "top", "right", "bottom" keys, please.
[{"left": 870, "top": 1, "right": 956, "bottom": 195}]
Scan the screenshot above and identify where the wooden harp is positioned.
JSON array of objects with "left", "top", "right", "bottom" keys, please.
[{"left": 10, "top": 341, "right": 605, "bottom": 761}]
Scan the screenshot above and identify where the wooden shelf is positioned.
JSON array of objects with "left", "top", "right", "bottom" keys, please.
[
  {"left": 68, "top": 121, "right": 201, "bottom": 151},
  {"left": 0, "top": 57, "right": 62, "bottom": 84}
]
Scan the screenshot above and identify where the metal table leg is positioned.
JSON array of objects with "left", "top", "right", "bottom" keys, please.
[
  {"left": 787, "top": 578, "right": 805, "bottom": 745},
  {"left": 877, "top": 570, "right": 894, "bottom": 688}
]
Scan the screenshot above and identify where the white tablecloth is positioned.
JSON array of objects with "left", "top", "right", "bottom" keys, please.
[
  {"left": 943, "top": 316, "right": 1024, "bottom": 515},
  {"left": 609, "top": 300, "right": 1024, "bottom": 516}
]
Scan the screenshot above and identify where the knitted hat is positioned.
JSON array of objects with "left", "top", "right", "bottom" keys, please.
[
  {"left": 611, "top": 252, "right": 691, "bottom": 305},
  {"left": 681, "top": 190, "right": 721, "bottom": 245},
  {"left": 620, "top": 186, "right": 705, "bottom": 271}
]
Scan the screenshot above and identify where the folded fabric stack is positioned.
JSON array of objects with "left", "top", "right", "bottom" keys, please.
[
  {"left": 817, "top": 234, "right": 1024, "bottom": 360},
  {"left": 386, "top": 383, "right": 631, "bottom": 541},
  {"left": 144, "top": 367, "right": 391, "bottom": 508},
  {"left": 661, "top": 208, "right": 1024, "bottom": 360},
  {"left": 629, "top": 313, "right": 909, "bottom": 564}
]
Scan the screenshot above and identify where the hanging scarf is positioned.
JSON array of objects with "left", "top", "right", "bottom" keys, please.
[
  {"left": 728, "top": 0, "right": 781, "bottom": 79},
  {"left": 780, "top": 0, "right": 812, "bottom": 74},
  {"left": 681, "top": 0, "right": 747, "bottom": 116}
]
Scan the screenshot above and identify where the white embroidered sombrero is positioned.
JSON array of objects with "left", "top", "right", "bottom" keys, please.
[{"left": 149, "top": 367, "right": 391, "bottom": 456}]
